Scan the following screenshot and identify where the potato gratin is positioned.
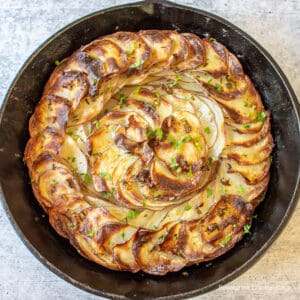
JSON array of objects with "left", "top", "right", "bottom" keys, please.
[{"left": 24, "top": 30, "right": 274, "bottom": 275}]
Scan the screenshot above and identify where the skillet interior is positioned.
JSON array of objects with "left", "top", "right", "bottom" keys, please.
[{"left": 0, "top": 1, "right": 299, "bottom": 298}]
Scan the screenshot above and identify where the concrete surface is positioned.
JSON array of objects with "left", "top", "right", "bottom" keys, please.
[{"left": 0, "top": 0, "right": 299, "bottom": 299}]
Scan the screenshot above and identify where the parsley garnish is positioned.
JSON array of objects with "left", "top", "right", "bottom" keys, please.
[
  {"left": 167, "top": 75, "right": 181, "bottom": 88},
  {"left": 133, "top": 85, "right": 141, "bottom": 94},
  {"left": 188, "top": 166, "right": 193, "bottom": 177},
  {"left": 243, "top": 124, "right": 250, "bottom": 129},
  {"left": 93, "top": 78, "right": 97, "bottom": 85},
  {"left": 219, "top": 233, "right": 232, "bottom": 247},
  {"left": 83, "top": 173, "right": 92, "bottom": 184},
  {"left": 210, "top": 37, "right": 217, "bottom": 42},
  {"left": 129, "top": 59, "right": 144, "bottom": 69},
  {"left": 121, "top": 232, "right": 125, "bottom": 240},
  {"left": 54, "top": 60, "right": 61, "bottom": 66},
  {"left": 166, "top": 134, "right": 192, "bottom": 150},
  {"left": 256, "top": 111, "right": 266, "bottom": 122},
  {"left": 207, "top": 188, "right": 213, "bottom": 197},
  {"left": 237, "top": 184, "right": 245, "bottom": 194},
  {"left": 204, "top": 127, "right": 211, "bottom": 134},
  {"left": 86, "top": 230, "right": 94, "bottom": 237},
  {"left": 184, "top": 204, "right": 192, "bottom": 211},
  {"left": 126, "top": 209, "right": 138, "bottom": 220},
  {"left": 243, "top": 224, "right": 251, "bottom": 234},
  {"left": 102, "top": 191, "right": 112, "bottom": 199},
  {"left": 118, "top": 94, "right": 125, "bottom": 105},
  {"left": 207, "top": 78, "right": 213, "bottom": 84},
  {"left": 215, "top": 83, "right": 222, "bottom": 93},
  {"left": 100, "top": 172, "right": 111, "bottom": 180},
  {"left": 170, "top": 157, "right": 179, "bottom": 170},
  {"left": 146, "top": 128, "right": 163, "bottom": 141}
]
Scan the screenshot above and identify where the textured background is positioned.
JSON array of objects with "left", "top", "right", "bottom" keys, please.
[{"left": 0, "top": 0, "right": 299, "bottom": 299}]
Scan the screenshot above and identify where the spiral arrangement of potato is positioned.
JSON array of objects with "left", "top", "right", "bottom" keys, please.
[{"left": 24, "top": 30, "right": 273, "bottom": 275}]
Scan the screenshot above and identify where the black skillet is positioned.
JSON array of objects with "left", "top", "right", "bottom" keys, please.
[{"left": 0, "top": 1, "right": 299, "bottom": 299}]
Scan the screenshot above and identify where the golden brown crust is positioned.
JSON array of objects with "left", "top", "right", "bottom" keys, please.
[{"left": 25, "top": 30, "right": 273, "bottom": 275}]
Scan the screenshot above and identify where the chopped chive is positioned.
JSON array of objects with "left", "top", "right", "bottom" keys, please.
[
  {"left": 93, "top": 78, "right": 97, "bottom": 85},
  {"left": 207, "top": 78, "right": 213, "bottom": 84},
  {"left": 167, "top": 75, "right": 181, "bottom": 88},
  {"left": 243, "top": 124, "right": 250, "bottom": 129},
  {"left": 54, "top": 60, "right": 61, "bottom": 66}
]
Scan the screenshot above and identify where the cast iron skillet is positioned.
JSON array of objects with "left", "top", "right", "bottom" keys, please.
[{"left": 0, "top": 1, "right": 299, "bottom": 298}]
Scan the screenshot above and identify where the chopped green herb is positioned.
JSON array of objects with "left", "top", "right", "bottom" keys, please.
[
  {"left": 188, "top": 166, "right": 193, "bottom": 177},
  {"left": 210, "top": 37, "right": 217, "bottom": 42},
  {"left": 52, "top": 179, "right": 59, "bottom": 185},
  {"left": 256, "top": 111, "right": 266, "bottom": 122},
  {"left": 166, "top": 134, "right": 177, "bottom": 145},
  {"left": 184, "top": 204, "right": 192, "bottom": 211},
  {"left": 170, "top": 157, "right": 179, "bottom": 170},
  {"left": 86, "top": 230, "right": 94, "bottom": 237},
  {"left": 174, "top": 233, "right": 178, "bottom": 240},
  {"left": 118, "top": 94, "right": 125, "bottom": 105},
  {"left": 133, "top": 85, "right": 141, "bottom": 94},
  {"left": 126, "top": 209, "right": 138, "bottom": 220},
  {"left": 193, "top": 136, "right": 202, "bottom": 151},
  {"left": 54, "top": 60, "right": 61, "bottom": 66},
  {"left": 232, "top": 224, "right": 237, "bottom": 228},
  {"left": 207, "top": 78, "right": 213, "bottom": 84},
  {"left": 270, "top": 156, "right": 273, "bottom": 163},
  {"left": 243, "top": 124, "right": 250, "bottom": 129},
  {"left": 219, "top": 233, "right": 232, "bottom": 247},
  {"left": 155, "top": 128, "right": 163, "bottom": 141},
  {"left": 167, "top": 75, "right": 181, "bottom": 88},
  {"left": 153, "top": 225, "right": 158, "bottom": 230},
  {"left": 67, "top": 222, "right": 74, "bottom": 228},
  {"left": 100, "top": 172, "right": 111, "bottom": 180},
  {"left": 237, "top": 184, "right": 245, "bottom": 194},
  {"left": 83, "top": 173, "right": 92, "bottom": 184},
  {"left": 146, "top": 128, "right": 163, "bottom": 141},
  {"left": 153, "top": 191, "right": 161, "bottom": 198},
  {"left": 215, "top": 83, "right": 222, "bottom": 93},
  {"left": 207, "top": 188, "right": 213, "bottom": 197},
  {"left": 243, "top": 224, "right": 251, "bottom": 234},
  {"left": 129, "top": 59, "right": 144, "bottom": 69},
  {"left": 158, "top": 234, "right": 164, "bottom": 240},
  {"left": 121, "top": 232, "right": 125, "bottom": 240},
  {"left": 102, "top": 191, "right": 112, "bottom": 199},
  {"left": 93, "top": 78, "right": 97, "bottom": 85},
  {"left": 125, "top": 46, "right": 134, "bottom": 55},
  {"left": 176, "top": 167, "right": 182, "bottom": 174},
  {"left": 183, "top": 95, "right": 191, "bottom": 101},
  {"left": 204, "top": 127, "right": 211, "bottom": 134},
  {"left": 252, "top": 214, "right": 258, "bottom": 219}
]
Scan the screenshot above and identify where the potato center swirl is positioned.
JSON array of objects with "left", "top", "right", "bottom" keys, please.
[{"left": 89, "top": 73, "right": 224, "bottom": 210}]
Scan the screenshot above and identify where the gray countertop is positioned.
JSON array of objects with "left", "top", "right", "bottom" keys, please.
[{"left": 0, "top": 1, "right": 299, "bottom": 299}]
